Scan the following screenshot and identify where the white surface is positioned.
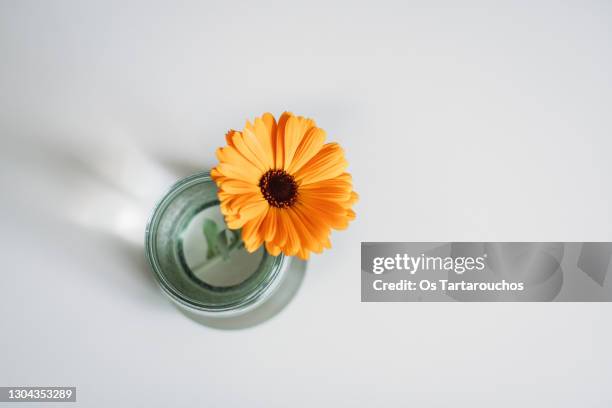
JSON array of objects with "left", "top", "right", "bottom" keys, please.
[{"left": 1, "top": 1, "right": 612, "bottom": 407}]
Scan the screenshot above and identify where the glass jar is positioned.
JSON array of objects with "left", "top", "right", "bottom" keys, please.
[{"left": 145, "top": 171, "right": 290, "bottom": 318}]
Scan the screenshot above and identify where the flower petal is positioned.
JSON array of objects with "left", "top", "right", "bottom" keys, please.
[
  {"left": 279, "top": 209, "right": 300, "bottom": 256},
  {"left": 216, "top": 162, "right": 261, "bottom": 184},
  {"left": 226, "top": 199, "right": 267, "bottom": 229},
  {"left": 287, "top": 207, "right": 323, "bottom": 254},
  {"left": 286, "top": 127, "right": 326, "bottom": 174},
  {"left": 219, "top": 191, "right": 261, "bottom": 215},
  {"left": 275, "top": 112, "right": 292, "bottom": 169},
  {"left": 217, "top": 179, "right": 259, "bottom": 194},
  {"left": 261, "top": 207, "right": 278, "bottom": 242},
  {"left": 265, "top": 241, "right": 282, "bottom": 256},
  {"left": 229, "top": 129, "right": 268, "bottom": 172},
  {"left": 243, "top": 115, "right": 275, "bottom": 169},
  {"left": 299, "top": 194, "right": 351, "bottom": 230},
  {"left": 294, "top": 143, "right": 347, "bottom": 185},
  {"left": 283, "top": 114, "right": 316, "bottom": 171},
  {"left": 242, "top": 207, "right": 267, "bottom": 252},
  {"left": 272, "top": 207, "right": 288, "bottom": 248},
  {"left": 297, "top": 247, "right": 310, "bottom": 260},
  {"left": 262, "top": 112, "right": 277, "bottom": 138}
]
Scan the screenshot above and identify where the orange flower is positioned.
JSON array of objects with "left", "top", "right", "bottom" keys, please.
[{"left": 211, "top": 112, "right": 357, "bottom": 260}]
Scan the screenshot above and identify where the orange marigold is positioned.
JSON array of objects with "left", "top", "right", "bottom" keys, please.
[{"left": 211, "top": 112, "right": 357, "bottom": 260}]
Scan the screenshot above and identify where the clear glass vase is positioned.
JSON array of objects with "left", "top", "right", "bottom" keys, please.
[{"left": 145, "top": 171, "right": 290, "bottom": 318}]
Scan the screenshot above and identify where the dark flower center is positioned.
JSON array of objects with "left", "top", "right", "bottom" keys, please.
[{"left": 259, "top": 169, "right": 298, "bottom": 208}]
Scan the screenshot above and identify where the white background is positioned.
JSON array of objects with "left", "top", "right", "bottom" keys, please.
[{"left": 1, "top": 1, "right": 612, "bottom": 406}]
